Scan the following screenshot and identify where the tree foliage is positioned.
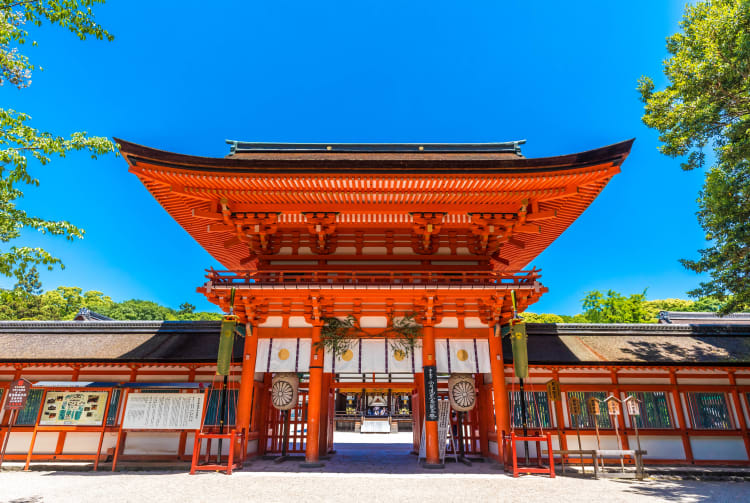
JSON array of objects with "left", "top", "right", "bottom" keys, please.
[
  {"left": 0, "top": 1, "right": 116, "bottom": 283},
  {"left": 638, "top": 0, "right": 750, "bottom": 313},
  {"left": 523, "top": 291, "right": 723, "bottom": 324},
  {"left": 0, "top": 284, "right": 222, "bottom": 321},
  {"left": 581, "top": 290, "right": 651, "bottom": 323}
]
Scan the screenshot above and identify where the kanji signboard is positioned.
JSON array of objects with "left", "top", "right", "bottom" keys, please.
[{"left": 4, "top": 379, "right": 31, "bottom": 411}]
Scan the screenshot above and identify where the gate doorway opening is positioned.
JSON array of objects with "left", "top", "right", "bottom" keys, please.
[{"left": 261, "top": 372, "right": 488, "bottom": 465}]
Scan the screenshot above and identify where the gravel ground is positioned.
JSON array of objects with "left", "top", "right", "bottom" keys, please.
[{"left": 1, "top": 433, "right": 748, "bottom": 503}]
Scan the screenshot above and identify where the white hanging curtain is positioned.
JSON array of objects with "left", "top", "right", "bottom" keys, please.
[
  {"left": 324, "top": 339, "right": 424, "bottom": 373},
  {"left": 255, "top": 337, "right": 487, "bottom": 374},
  {"left": 435, "top": 339, "right": 490, "bottom": 374},
  {"left": 255, "top": 338, "right": 311, "bottom": 372}
]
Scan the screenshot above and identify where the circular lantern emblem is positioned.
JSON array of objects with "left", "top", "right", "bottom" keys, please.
[
  {"left": 448, "top": 373, "right": 476, "bottom": 412},
  {"left": 271, "top": 373, "right": 299, "bottom": 410}
]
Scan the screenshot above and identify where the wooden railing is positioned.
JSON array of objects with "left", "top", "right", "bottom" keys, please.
[{"left": 205, "top": 269, "right": 541, "bottom": 288}]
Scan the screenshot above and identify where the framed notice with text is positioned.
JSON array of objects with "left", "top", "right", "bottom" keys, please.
[{"left": 122, "top": 392, "right": 205, "bottom": 430}]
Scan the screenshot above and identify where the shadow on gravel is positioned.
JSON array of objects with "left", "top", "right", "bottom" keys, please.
[{"left": 613, "top": 478, "right": 743, "bottom": 501}]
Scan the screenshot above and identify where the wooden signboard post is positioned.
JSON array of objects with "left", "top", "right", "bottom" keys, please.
[
  {"left": 567, "top": 395, "right": 584, "bottom": 473},
  {"left": 23, "top": 386, "right": 115, "bottom": 471},
  {"left": 112, "top": 388, "right": 206, "bottom": 471},
  {"left": 605, "top": 395, "right": 625, "bottom": 472},
  {"left": 546, "top": 380, "right": 563, "bottom": 468},
  {"left": 623, "top": 395, "right": 643, "bottom": 457},
  {"left": 0, "top": 378, "right": 32, "bottom": 467}
]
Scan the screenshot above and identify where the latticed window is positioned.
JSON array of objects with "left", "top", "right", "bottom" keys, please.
[
  {"left": 15, "top": 389, "right": 44, "bottom": 426},
  {"left": 203, "top": 389, "right": 239, "bottom": 426},
  {"left": 626, "top": 392, "right": 673, "bottom": 429},
  {"left": 686, "top": 392, "right": 734, "bottom": 430},
  {"left": 566, "top": 391, "right": 612, "bottom": 429},
  {"left": 508, "top": 391, "right": 551, "bottom": 429},
  {"left": 106, "top": 389, "right": 122, "bottom": 426}
]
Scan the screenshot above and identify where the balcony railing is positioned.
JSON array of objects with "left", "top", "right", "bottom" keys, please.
[{"left": 204, "top": 268, "right": 541, "bottom": 288}]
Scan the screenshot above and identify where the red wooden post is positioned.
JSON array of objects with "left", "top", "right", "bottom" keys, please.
[
  {"left": 23, "top": 389, "right": 47, "bottom": 471},
  {"left": 547, "top": 432, "right": 556, "bottom": 478}
]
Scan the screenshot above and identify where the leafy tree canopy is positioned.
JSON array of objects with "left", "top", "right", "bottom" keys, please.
[
  {"left": 0, "top": 0, "right": 116, "bottom": 284},
  {"left": 523, "top": 290, "right": 723, "bottom": 324},
  {"left": 638, "top": 0, "right": 750, "bottom": 313},
  {"left": 0, "top": 284, "right": 222, "bottom": 321}
]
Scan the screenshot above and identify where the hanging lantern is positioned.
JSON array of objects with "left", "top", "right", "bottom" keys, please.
[
  {"left": 216, "top": 315, "right": 238, "bottom": 376},
  {"left": 448, "top": 373, "right": 476, "bottom": 412},
  {"left": 510, "top": 322, "right": 529, "bottom": 379},
  {"left": 271, "top": 373, "right": 299, "bottom": 410}
]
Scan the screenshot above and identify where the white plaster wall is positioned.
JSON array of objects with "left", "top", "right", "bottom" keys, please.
[
  {"left": 434, "top": 318, "right": 459, "bottom": 329},
  {"left": 122, "top": 432, "right": 181, "bottom": 455},
  {"left": 4, "top": 432, "right": 58, "bottom": 454},
  {"left": 289, "top": 316, "right": 313, "bottom": 328},
  {"left": 76, "top": 374, "right": 131, "bottom": 381},
  {"left": 489, "top": 440, "right": 498, "bottom": 456},
  {"left": 259, "top": 316, "right": 283, "bottom": 328},
  {"left": 247, "top": 439, "right": 259, "bottom": 454},
  {"left": 678, "top": 378, "right": 731, "bottom": 385},
  {"left": 359, "top": 316, "right": 387, "bottom": 328},
  {"left": 627, "top": 435, "right": 685, "bottom": 460},
  {"left": 61, "top": 432, "right": 116, "bottom": 454},
  {"left": 135, "top": 375, "right": 190, "bottom": 382},
  {"left": 564, "top": 434, "right": 620, "bottom": 451},
  {"left": 513, "top": 435, "right": 560, "bottom": 457},
  {"left": 616, "top": 378, "right": 671, "bottom": 385},
  {"left": 463, "top": 317, "right": 488, "bottom": 329},
  {"left": 691, "top": 437, "right": 748, "bottom": 461}
]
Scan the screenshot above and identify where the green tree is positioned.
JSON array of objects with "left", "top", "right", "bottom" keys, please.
[
  {"left": 521, "top": 312, "right": 566, "bottom": 323},
  {"left": 0, "top": 1, "right": 116, "bottom": 283},
  {"left": 581, "top": 290, "right": 651, "bottom": 323},
  {"left": 638, "top": 0, "right": 750, "bottom": 313}
]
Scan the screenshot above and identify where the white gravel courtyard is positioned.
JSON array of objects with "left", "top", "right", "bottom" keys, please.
[{"left": 1, "top": 433, "right": 748, "bottom": 502}]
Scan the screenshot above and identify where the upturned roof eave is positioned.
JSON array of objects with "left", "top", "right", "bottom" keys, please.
[{"left": 115, "top": 138, "right": 634, "bottom": 175}]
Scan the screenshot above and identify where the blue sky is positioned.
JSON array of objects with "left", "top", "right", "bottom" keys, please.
[{"left": 4, "top": 1, "right": 707, "bottom": 315}]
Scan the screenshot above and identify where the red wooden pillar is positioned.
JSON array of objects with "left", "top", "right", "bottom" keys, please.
[
  {"left": 669, "top": 369, "right": 694, "bottom": 463},
  {"left": 422, "top": 323, "right": 440, "bottom": 465},
  {"left": 728, "top": 371, "right": 750, "bottom": 460},
  {"left": 412, "top": 380, "right": 423, "bottom": 453},
  {"left": 235, "top": 322, "right": 259, "bottom": 454},
  {"left": 476, "top": 374, "right": 490, "bottom": 457},
  {"left": 488, "top": 324, "right": 511, "bottom": 462},
  {"left": 318, "top": 373, "right": 332, "bottom": 456},
  {"left": 551, "top": 369, "right": 568, "bottom": 457},
  {"left": 305, "top": 323, "right": 324, "bottom": 465},
  {"left": 610, "top": 370, "right": 630, "bottom": 451},
  {"left": 258, "top": 373, "right": 272, "bottom": 455}
]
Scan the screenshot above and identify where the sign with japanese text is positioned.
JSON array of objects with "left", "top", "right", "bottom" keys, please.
[
  {"left": 546, "top": 380, "right": 561, "bottom": 401},
  {"left": 568, "top": 396, "right": 582, "bottom": 416},
  {"left": 626, "top": 399, "right": 640, "bottom": 416},
  {"left": 424, "top": 365, "right": 439, "bottom": 421},
  {"left": 4, "top": 379, "right": 31, "bottom": 411},
  {"left": 123, "top": 393, "right": 204, "bottom": 430},
  {"left": 586, "top": 397, "right": 600, "bottom": 416},
  {"left": 606, "top": 398, "right": 620, "bottom": 415}
]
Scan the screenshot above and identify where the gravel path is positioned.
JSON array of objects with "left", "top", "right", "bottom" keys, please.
[{"left": 1, "top": 433, "right": 748, "bottom": 502}]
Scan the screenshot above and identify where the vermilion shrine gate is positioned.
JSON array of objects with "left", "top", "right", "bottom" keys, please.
[{"left": 117, "top": 138, "right": 633, "bottom": 468}]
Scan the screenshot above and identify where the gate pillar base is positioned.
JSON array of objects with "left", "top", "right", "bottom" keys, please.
[{"left": 300, "top": 461, "right": 325, "bottom": 468}]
